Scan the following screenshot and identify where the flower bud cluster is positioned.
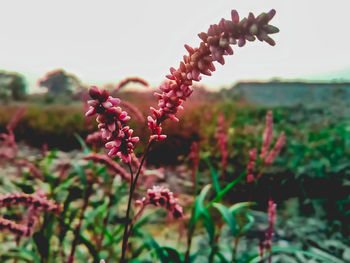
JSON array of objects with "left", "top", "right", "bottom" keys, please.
[
  {"left": 148, "top": 9, "right": 278, "bottom": 141},
  {"left": 86, "top": 86, "right": 139, "bottom": 163},
  {"left": 135, "top": 186, "right": 183, "bottom": 218}
]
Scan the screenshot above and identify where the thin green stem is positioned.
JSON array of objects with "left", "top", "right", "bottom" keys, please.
[
  {"left": 67, "top": 180, "right": 93, "bottom": 263},
  {"left": 120, "top": 141, "right": 153, "bottom": 263},
  {"left": 120, "top": 163, "right": 134, "bottom": 263},
  {"left": 184, "top": 170, "right": 199, "bottom": 263}
]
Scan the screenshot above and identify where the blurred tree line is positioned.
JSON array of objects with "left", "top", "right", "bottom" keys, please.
[
  {"left": 0, "top": 71, "right": 26, "bottom": 101},
  {"left": 0, "top": 69, "right": 86, "bottom": 103}
]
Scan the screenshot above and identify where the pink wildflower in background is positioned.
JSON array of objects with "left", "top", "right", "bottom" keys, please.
[
  {"left": 260, "top": 111, "right": 273, "bottom": 159},
  {"left": 0, "top": 130, "right": 17, "bottom": 160},
  {"left": 189, "top": 141, "right": 200, "bottom": 188},
  {"left": 266, "top": 199, "right": 277, "bottom": 262},
  {"left": 246, "top": 148, "right": 257, "bottom": 183},
  {"left": 217, "top": 113, "right": 228, "bottom": 172},
  {"left": 0, "top": 191, "right": 61, "bottom": 214},
  {"left": 86, "top": 86, "right": 139, "bottom": 163},
  {"left": 135, "top": 186, "right": 183, "bottom": 219},
  {"left": 264, "top": 132, "right": 286, "bottom": 166},
  {"left": 258, "top": 199, "right": 277, "bottom": 261},
  {"left": 0, "top": 107, "right": 26, "bottom": 160},
  {"left": 247, "top": 111, "right": 286, "bottom": 181},
  {"left": 0, "top": 217, "right": 28, "bottom": 236},
  {"left": 0, "top": 191, "right": 61, "bottom": 237},
  {"left": 115, "top": 77, "right": 149, "bottom": 91},
  {"left": 148, "top": 9, "right": 278, "bottom": 141},
  {"left": 85, "top": 131, "right": 105, "bottom": 149}
]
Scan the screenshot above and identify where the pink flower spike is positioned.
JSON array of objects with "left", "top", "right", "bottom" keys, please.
[
  {"left": 85, "top": 86, "right": 139, "bottom": 163},
  {"left": 147, "top": 10, "right": 279, "bottom": 141},
  {"left": 261, "top": 111, "right": 274, "bottom": 159},
  {"left": 264, "top": 132, "right": 286, "bottom": 166},
  {"left": 246, "top": 148, "right": 257, "bottom": 183}
]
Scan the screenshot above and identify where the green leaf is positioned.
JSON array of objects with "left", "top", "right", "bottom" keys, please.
[
  {"left": 213, "top": 203, "right": 237, "bottom": 235},
  {"left": 72, "top": 163, "right": 87, "bottom": 185},
  {"left": 193, "top": 184, "right": 212, "bottom": 223},
  {"left": 75, "top": 133, "right": 90, "bottom": 154},
  {"left": 204, "top": 157, "right": 221, "bottom": 194},
  {"left": 242, "top": 213, "right": 255, "bottom": 233},
  {"left": 247, "top": 246, "right": 344, "bottom": 263},
  {"left": 201, "top": 208, "right": 215, "bottom": 242},
  {"left": 206, "top": 172, "right": 245, "bottom": 209},
  {"left": 157, "top": 247, "right": 183, "bottom": 263},
  {"left": 229, "top": 202, "right": 256, "bottom": 213},
  {"left": 216, "top": 252, "right": 230, "bottom": 263}
]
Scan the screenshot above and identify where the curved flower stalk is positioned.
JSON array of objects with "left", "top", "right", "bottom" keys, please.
[
  {"left": 85, "top": 131, "right": 105, "bottom": 149},
  {"left": 119, "top": 101, "right": 145, "bottom": 124},
  {"left": 148, "top": 9, "right": 279, "bottom": 141},
  {"left": 0, "top": 191, "right": 61, "bottom": 214},
  {"left": 6, "top": 106, "right": 27, "bottom": 132},
  {"left": 84, "top": 153, "right": 130, "bottom": 181},
  {"left": 0, "top": 191, "right": 61, "bottom": 237},
  {"left": 115, "top": 77, "right": 149, "bottom": 91},
  {"left": 86, "top": 86, "right": 139, "bottom": 163}
]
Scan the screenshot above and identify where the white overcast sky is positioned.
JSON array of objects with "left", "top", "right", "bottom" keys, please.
[{"left": 1, "top": 0, "right": 350, "bottom": 91}]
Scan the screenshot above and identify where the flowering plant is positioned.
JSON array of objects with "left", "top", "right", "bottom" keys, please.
[{"left": 0, "top": 8, "right": 289, "bottom": 263}]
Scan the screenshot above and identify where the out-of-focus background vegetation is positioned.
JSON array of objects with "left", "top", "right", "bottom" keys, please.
[{"left": 1, "top": 67, "right": 350, "bottom": 261}]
